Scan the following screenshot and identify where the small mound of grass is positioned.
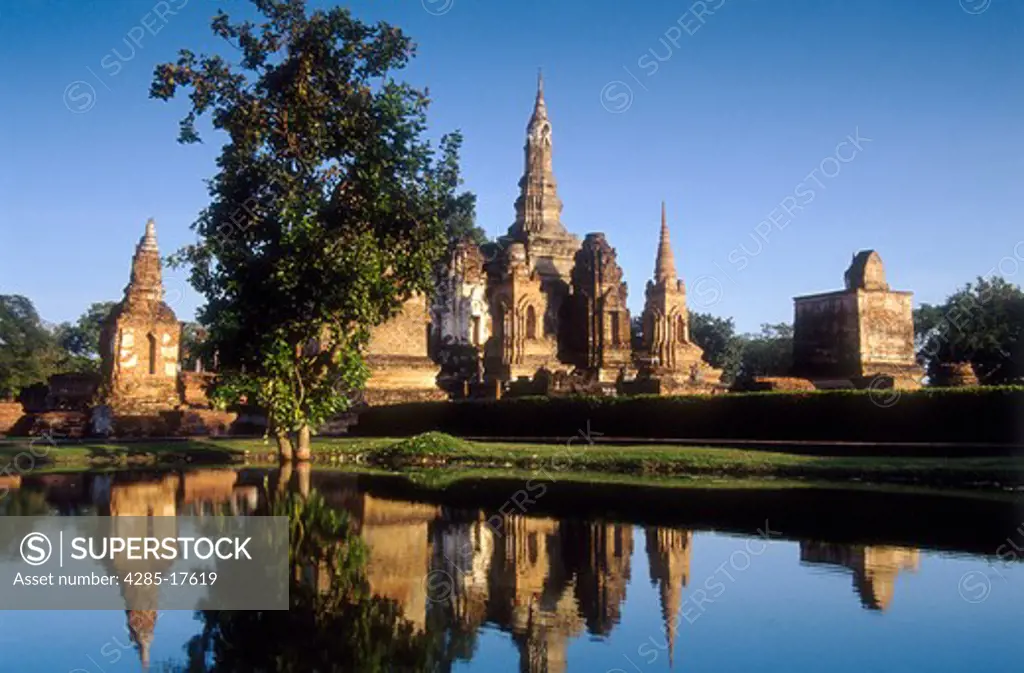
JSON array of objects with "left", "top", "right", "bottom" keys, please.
[{"left": 370, "top": 432, "right": 472, "bottom": 462}]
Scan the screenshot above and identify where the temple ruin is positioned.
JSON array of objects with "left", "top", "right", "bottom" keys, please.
[
  {"left": 0, "top": 80, "right": 937, "bottom": 425},
  {"left": 639, "top": 203, "right": 722, "bottom": 392},
  {"left": 793, "top": 250, "right": 922, "bottom": 389},
  {"left": 365, "top": 74, "right": 722, "bottom": 402},
  {"left": 100, "top": 219, "right": 181, "bottom": 414}
]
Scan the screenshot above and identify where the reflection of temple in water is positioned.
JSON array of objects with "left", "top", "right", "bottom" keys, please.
[
  {"left": 646, "top": 527, "right": 692, "bottom": 667},
  {"left": 10, "top": 468, "right": 937, "bottom": 670},
  {"left": 336, "top": 490, "right": 440, "bottom": 632},
  {"left": 324, "top": 477, "right": 689, "bottom": 673},
  {"left": 800, "top": 542, "right": 920, "bottom": 610},
  {"left": 89, "top": 470, "right": 259, "bottom": 669}
]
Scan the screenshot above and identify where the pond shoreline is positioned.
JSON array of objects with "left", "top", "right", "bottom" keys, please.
[{"left": 1, "top": 435, "right": 1022, "bottom": 492}]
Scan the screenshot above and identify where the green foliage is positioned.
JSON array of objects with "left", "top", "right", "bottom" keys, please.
[
  {"left": 443, "top": 191, "right": 486, "bottom": 247},
  {"left": 0, "top": 294, "right": 65, "bottom": 398},
  {"left": 689, "top": 312, "right": 743, "bottom": 381},
  {"left": 151, "top": 0, "right": 467, "bottom": 443},
  {"left": 270, "top": 490, "right": 366, "bottom": 579},
  {"left": 371, "top": 431, "right": 471, "bottom": 461},
  {"left": 353, "top": 386, "right": 1024, "bottom": 444},
  {"left": 734, "top": 322, "right": 794, "bottom": 383},
  {"left": 689, "top": 314, "right": 792, "bottom": 383},
  {"left": 52, "top": 301, "right": 117, "bottom": 374},
  {"left": 179, "top": 322, "right": 214, "bottom": 372},
  {"left": 915, "top": 276, "right": 1023, "bottom": 384}
]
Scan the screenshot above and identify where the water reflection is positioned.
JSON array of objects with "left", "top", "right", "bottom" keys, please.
[
  {"left": 1, "top": 468, "right": 1021, "bottom": 672},
  {"left": 800, "top": 542, "right": 920, "bottom": 611}
]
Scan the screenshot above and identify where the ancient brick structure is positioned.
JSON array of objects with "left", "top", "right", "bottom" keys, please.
[
  {"left": 364, "top": 294, "right": 447, "bottom": 405},
  {"left": 640, "top": 204, "right": 722, "bottom": 392},
  {"left": 100, "top": 220, "right": 181, "bottom": 414},
  {"left": 46, "top": 373, "right": 100, "bottom": 410},
  {"left": 793, "top": 251, "right": 922, "bottom": 389},
  {"left": 363, "top": 77, "right": 732, "bottom": 401},
  {"left": 486, "top": 242, "right": 562, "bottom": 381},
  {"left": 738, "top": 376, "right": 817, "bottom": 392},
  {"left": 568, "top": 234, "right": 632, "bottom": 382},
  {"left": 934, "top": 361, "right": 980, "bottom": 387},
  {"left": 481, "top": 72, "right": 581, "bottom": 383},
  {"left": 505, "top": 72, "right": 580, "bottom": 287},
  {"left": 0, "top": 401, "right": 24, "bottom": 435},
  {"left": 432, "top": 240, "right": 491, "bottom": 391},
  {"left": 178, "top": 371, "right": 215, "bottom": 408},
  {"left": 479, "top": 74, "right": 581, "bottom": 384},
  {"left": 434, "top": 239, "right": 491, "bottom": 351}
]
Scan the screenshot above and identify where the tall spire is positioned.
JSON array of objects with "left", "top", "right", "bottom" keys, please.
[
  {"left": 531, "top": 68, "right": 547, "bottom": 124},
  {"left": 655, "top": 202, "right": 678, "bottom": 284},
  {"left": 141, "top": 218, "right": 158, "bottom": 251},
  {"left": 511, "top": 71, "right": 567, "bottom": 241},
  {"left": 125, "top": 218, "right": 165, "bottom": 304}
]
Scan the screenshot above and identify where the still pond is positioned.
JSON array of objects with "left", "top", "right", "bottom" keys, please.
[{"left": 1, "top": 466, "right": 1021, "bottom": 672}]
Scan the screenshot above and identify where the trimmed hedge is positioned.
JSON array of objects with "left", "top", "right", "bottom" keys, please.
[{"left": 352, "top": 387, "right": 1024, "bottom": 444}]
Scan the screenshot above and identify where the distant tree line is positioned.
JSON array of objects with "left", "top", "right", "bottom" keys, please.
[
  {"left": 0, "top": 294, "right": 205, "bottom": 399},
  {"left": 913, "top": 277, "right": 1023, "bottom": 385}
]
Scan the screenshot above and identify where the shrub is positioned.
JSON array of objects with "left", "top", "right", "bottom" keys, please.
[
  {"left": 370, "top": 431, "right": 472, "bottom": 461},
  {"left": 352, "top": 387, "right": 1024, "bottom": 444}
]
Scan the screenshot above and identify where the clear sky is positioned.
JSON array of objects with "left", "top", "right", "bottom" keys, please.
[{"left": 2, "top": 0, "right": 1022, "bottom": 332}]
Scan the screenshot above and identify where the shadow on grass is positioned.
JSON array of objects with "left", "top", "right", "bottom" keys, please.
[{"left": 0, "top": 438, "right": 244, "bottom": 467}]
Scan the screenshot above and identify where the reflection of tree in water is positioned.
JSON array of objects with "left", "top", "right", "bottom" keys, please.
[
  {"left": 178, "top": 487, "right": 447, "bottom": 672},
  {"left": 0, "top": 486, "right": 51, "bottom": 516}
]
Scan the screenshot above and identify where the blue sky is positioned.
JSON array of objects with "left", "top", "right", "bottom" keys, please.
[{"left": 2, "top": 0, "right": 1022, "bottom": 332}]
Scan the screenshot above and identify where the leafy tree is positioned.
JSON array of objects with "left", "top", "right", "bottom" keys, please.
[
  {"left": 53, "top": 301, "right": 117, "bottom": 373},
  {"left": 0, "top": 295, "right": 64, "bottom": 398},
  {"left": 179, "top": 322, "right": 215, "bottom": 372},
  {"left": 152, "top": 0, "right": 467, "bottom": 459},
  {"left": 444, "top": 191, "right": 486, "bottom": 247},
  {"left": 735, "top": 322, "right": 793, "bottom": 384},
  {"left": 915, "top": 276, "right": 1023, "bottom": 384},
  {"left": 689, "top": 311, "right": 744, "bottom": 382}
]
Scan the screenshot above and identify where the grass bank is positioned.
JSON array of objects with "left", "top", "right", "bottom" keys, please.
[{"left": 2, "top": 432, "right": 1023, "bottom": 491}]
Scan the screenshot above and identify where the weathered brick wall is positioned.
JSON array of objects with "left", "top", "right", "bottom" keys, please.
[
  {"left": 793, "top": 291, "right": 860, "bottom": 378},
  {"left": 0, "top": 402, "right": 25, "bottom": 435},
  {"left": 175, "top": 409, "right": 239, "bottom": 436},
  {"left": 103, "top": 316, "right": 181, "bottom": 413},
  {"left": 46, "top": 373, "right": 100, "bottom": 410},
  {"left": 570, "top": 233, "right": 632, "bottom": 379},
  {"left": 856, "top": 290, "right": 916, "bottom": 372},
  {"left": 367, "top": 294, "right": 432, "bottom": 358},
  {"left": 30, "top": 411, "right": 89, "bottom": 438},
  {"left": 365, "top": 294, "right": 444, "bottom": 404},
  {"left": 179, "top": 371, "right": 215, "bottom": 408}
]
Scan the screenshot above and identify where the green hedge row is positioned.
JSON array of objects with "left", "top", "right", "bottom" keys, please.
[{"left": 352, "top": 387, "right": 1024, "bottom": 444}]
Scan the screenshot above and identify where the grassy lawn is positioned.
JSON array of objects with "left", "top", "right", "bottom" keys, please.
[{"left": 1, "top": 432, "right": 1022, "bottom": 490}]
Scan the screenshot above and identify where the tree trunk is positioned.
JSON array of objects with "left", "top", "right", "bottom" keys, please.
[
  {"left": 296, "top": 424, "right": 312, "bottom": 461},
  {"left": 275, "top": 428, "right": 294, "bottom": 463},
  {"left": 276, "top": 461, "right": 293, "bottom": 495},
  {"left": 296, "top": 462, "right": 311, "bottom": 499}
]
